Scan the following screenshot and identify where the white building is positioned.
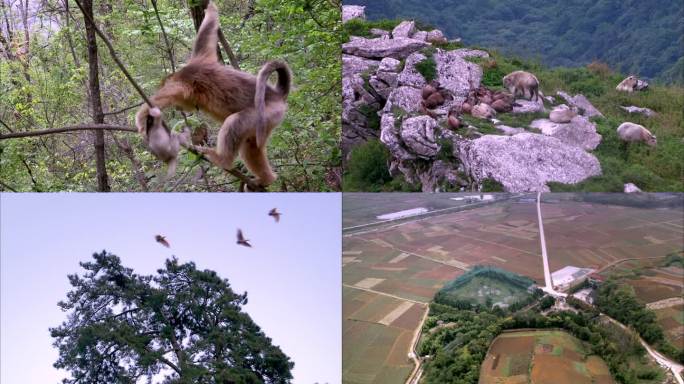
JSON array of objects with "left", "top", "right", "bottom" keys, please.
[{"left": 551, "top": 266, "right": 595, "bottom": 291}]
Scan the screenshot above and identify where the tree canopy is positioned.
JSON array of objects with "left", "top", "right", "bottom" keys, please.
[{"left": 50, "top": 251, "right": 293, "bottom": 383}]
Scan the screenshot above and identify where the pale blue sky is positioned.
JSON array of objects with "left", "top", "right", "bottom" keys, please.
[{"left": 0, "top": 193, "right": 341, "bottom": 384}]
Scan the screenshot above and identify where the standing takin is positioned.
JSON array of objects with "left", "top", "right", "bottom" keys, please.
[
  {"left": 502, "top": 71, "right": 540, "bottom": 101},
  {"left": 616, "top": 122, "right": 657, "bottom": 147}
]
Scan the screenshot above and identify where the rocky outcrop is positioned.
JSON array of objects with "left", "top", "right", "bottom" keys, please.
[
  {"left": 342, "top": 5, "right": 365, "bottom": 22},
  {"left": 530, "top": 115, "right": 602, "bottom": 151},
  {"left": 512, "top": 97, "right": 545, "bottom": 113},
  {"left": 620, "top": 105, "right": 656, "bottom": 117},
  {"left": 392, "top": 21, "right": 416, "bottom": 38},
  {"left": 458, "top": 133, "right": 601, "bottom": 192},
  {"left": 557, "top": 91, "right": 603, "bottom": 118},
  {"left": 342, "top": 11, "right": 604, "bottom": 191},
  {"left": 342, "top": 37, "right": 430, "bottom": 60}
]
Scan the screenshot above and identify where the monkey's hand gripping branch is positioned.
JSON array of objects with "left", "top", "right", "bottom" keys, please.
[{"left": 182, "top": 142, "right": 267, "bottom": 192}]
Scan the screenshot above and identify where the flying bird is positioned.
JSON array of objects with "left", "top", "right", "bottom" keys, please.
[
  {"left": 268, "top": 208, "right": 281, "bottom": 223},
  {"left": 155, "top": 235, "right": 170, "bottom": 248},
  {"left": 236, "top": 229, "right": 251, "bottom": 248}
]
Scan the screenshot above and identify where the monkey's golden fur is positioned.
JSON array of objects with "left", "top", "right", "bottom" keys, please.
[{"left": 135, "top": 1, "right": 291, "bottom": 187}]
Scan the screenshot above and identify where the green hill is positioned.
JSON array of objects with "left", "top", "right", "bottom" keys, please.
[{"left": 345, "top": 0, "right": 684, "bottom": 84}]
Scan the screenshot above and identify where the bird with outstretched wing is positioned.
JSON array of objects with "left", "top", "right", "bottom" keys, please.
[
  {"left": 268, "top": 208, "right": 281, "bottom": 223},
  {"left": 236, "top": 229, "right": 251, "bottom": 247},
  {"left": 155, "top": 235, "right": 170, "bottom": 248}
]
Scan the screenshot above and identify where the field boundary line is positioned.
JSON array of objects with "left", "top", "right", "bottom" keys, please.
[{"left": 343, "top": 284, "right": 428, "bottom": 305}]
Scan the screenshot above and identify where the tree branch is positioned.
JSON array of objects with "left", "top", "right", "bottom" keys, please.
[
  {"left": 217, "top": 29, "right": 240, "bottom": 70},
  {"left": 73, "top": 0, "right": 153, "bottom": 107},
  {"left": 0, "top": 124, "right": 136, "bottom": 139}
]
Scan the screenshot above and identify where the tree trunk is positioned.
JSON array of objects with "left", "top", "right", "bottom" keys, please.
[{"left": 81, "top": 0, "right": 110, "bottom": 192}]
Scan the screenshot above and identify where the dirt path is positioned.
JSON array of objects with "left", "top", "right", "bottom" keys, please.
[
  {"left": 647, "top": 297, "right": 684, "bottom": 310},
  {"left": 405, "top": 305, "right": 429, "bottom": 384}
]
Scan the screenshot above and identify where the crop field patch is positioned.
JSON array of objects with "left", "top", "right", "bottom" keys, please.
[
  {"left": 655, "top": 304, "right": 684, "bottom": 351},
  {"left": 480, "top": 330, "right": 615, "bottom": 384}
]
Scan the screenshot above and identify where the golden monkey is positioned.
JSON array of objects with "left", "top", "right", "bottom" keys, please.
[
  {"left": 135, "top": 1, "right": 291, "bottom": 187},
  {"left": 144, "top": 107, "right": 190, "bottom": 179},
  {"left": 616, "top": 75, "right": 638, "bottom": 92},
  {"left": 502, "top": 70, "right": 539, "bottom": 101}
]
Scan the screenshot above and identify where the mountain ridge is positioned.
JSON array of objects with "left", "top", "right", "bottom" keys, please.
[{"left": 345, "top": 0, "right": 684, "bottom": 83}]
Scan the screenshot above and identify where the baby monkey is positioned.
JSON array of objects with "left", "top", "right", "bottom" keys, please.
[
  {"left": 135, "top": 1, "right": 291, "bottom": 188},
  {"left": 144, "top": 107, "right": 190, "bottom": 180}
]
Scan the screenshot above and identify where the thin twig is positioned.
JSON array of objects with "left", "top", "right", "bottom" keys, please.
[
  {"left": 0, "top": 124, "right": 136, "bottom": 139},
  {"left": 150, "top": 0, "right": 175, "bottom": 72},
  {"left": 102, "top": 102, "right": 143, "bottom": 116},
  {"left": 0, "top": 180, "right": 18, "bottom": 192}
]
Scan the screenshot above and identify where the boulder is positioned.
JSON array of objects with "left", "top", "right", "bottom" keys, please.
[
  {"left": 399, "top": 116, "right": 440, "bottom": 158},
  {"left": 392, "top": 20, "right": 416, "bottom": 38},
  {"left": 380, "top": 114, "right": 416, "bottom": 162},
  {"left": 495, "top": 124, "right": 526, "bottom": 135},
  {"left": 342, "top": 54, "right": 379, "bottom": 77},
  {"left": 379, "top": 57, "right": 401, "bottom": 72},
  {"left": 426, "top": 29, "right": 447, "bottom": 44},
  {"left": 557, "top": 91, "right": 603, "bottom": 118},
  {"left": 530, "top": 115, "right": 602, "bottom": 151},
  {"left": 624, "top": 183, "right": 642, "bottom": 193},
  {"left": 342, "top": 5, "right": 365, "bottom": 22},
  {"left": 382, "top": 86, "right": 423, "bottom": 114},
  {"left": 369, "top": 72, "right": 399, "bottom": 100},
  {"left": 512, "top": 97, "right": 545, "bottom": 114},
  {"left": 620, "top": 105, "right": 656, "bottom": 117},
  {"left": 434, "top": 49, "right": 488, "bottom": 98},
  {"left": 458, "top": 132, "right": 602, "bottom": 192},
  {"left": 342, "top": 37, "right": 430, "bottom": 60},
  {"left": 412, "top": 31, "right": 428, "bottom": 41},
  {"left": 397, "top": 52, "right": 428, "bottom": 87}
]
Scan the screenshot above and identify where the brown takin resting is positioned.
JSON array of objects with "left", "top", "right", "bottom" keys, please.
[
  {"left": 471, "top": 103, "right": 496, "bottom": 119},
  {"left": 491, "top": 99, "right": 513, "bottom": 113},
  {"left": 447, "top": 108, "right": 461, "bottom": 130},
  {"left": 421, "top": 81, "right": 453, "bottom": 110}
]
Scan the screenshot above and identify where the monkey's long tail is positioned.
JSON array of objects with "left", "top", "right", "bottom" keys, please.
[{"left": 255, "top": 60, "right": 292, "bottom": 148}]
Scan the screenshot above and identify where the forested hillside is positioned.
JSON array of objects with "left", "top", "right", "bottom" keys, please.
[
  {"left": 347, "top": 0, "right": 684, "bottom": 83},
  {"left": 0, "top": 0, "right": 341, "bottom": 192}
]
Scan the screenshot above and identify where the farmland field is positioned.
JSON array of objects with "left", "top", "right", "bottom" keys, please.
[
  {"left": 479, "top": 330, "right": 614, "bottom": 384},
  {"left": 343, "top": 193, "right": 683, "bottom": 384},
  {"left": 654, "top": 304, "right": 684, "bottom": 351}
]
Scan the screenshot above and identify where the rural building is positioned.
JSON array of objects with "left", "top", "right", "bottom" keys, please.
[{"left": 551, "top": 266, "right": 595, "bottom": 291}]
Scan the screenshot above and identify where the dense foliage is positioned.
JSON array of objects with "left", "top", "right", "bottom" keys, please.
[
  {"left": 596, "top": 277, "right": 684, "bottom": 362},
  {"left": 0, "top": 0, "right": 341, "bottom": 191},
  {"left": 50, "top": 251, "right": 293, "bottom": 383},
  {"left": 349, "top": 0, "right": 684, "bottom": 83},
  {"left": 420, "top": 301, "right": 665, "bottom": 384}
]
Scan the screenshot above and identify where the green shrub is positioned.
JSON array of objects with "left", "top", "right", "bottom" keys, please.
[
  {"left": 343, "top": 140, "right": 392, "bottom": 191},
  {"left": 415, "top": 56, "right": 437, "bottom": 82},
  {"left": 481, "top": 178, "right": 505, "bottom": 192},
  {"left": 342, "top": 19, "right": 403, "bottom": 39}
]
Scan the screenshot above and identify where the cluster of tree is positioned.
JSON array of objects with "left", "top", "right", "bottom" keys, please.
[
  {"left": 661, "top": 251, "right": 684, "bottom": 268},
  {"left": 595, "top": 277, "right": 684, "bottom": 362},
  {"left": 49, "top": 251, "right": 293, "bottom": 383},
  {"left": 351, "top": 0, "right": 683, "bottom": 83},
  {"left": 434, "top": 265, "right": 538, "bottom": 310},
  {"left": 419, "top": 303, "right": 503, "bottom": 384}
]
